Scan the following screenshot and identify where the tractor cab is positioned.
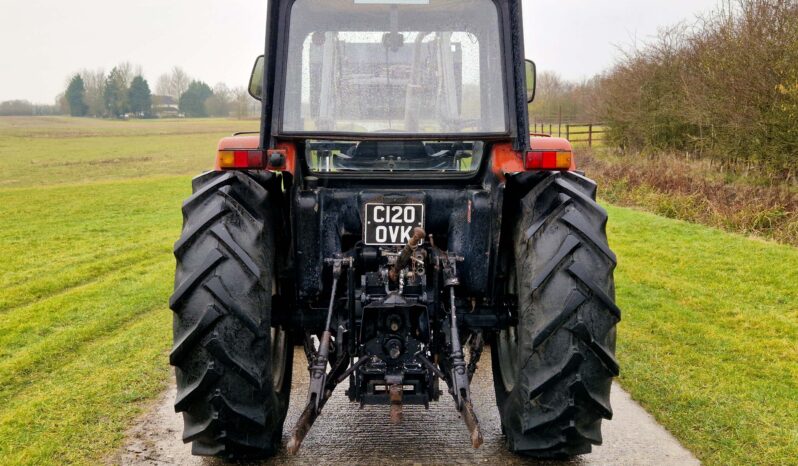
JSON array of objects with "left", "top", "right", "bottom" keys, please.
[{"left": 244, "top": 0, "right": 535, "bottom": 175}]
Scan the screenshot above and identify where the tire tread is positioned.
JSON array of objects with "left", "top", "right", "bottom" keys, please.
[
  {"left": 494, "top": 171, "right": 620, "bottom": 458},
  {"left": 170, "top": 170, "right": 289, "bottom": 460}
]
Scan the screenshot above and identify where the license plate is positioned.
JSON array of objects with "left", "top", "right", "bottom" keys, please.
[{"left": 364, "top": 203, "right": 425, "bottom": 246}]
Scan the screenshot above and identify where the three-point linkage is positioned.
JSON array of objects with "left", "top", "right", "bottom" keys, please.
[{"left": 288, "top": 234, "right": 483, "bottom": 454}]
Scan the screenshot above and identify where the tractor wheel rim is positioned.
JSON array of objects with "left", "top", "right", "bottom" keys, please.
[
  {"left": 271, "top": 327, "right": 288, "bottom": 392},
  {"left": 496, "top": 325, "right": 519, "bottom": 392}
]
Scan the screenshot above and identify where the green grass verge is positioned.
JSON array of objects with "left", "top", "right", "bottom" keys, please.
[{"left": 610, "top": 205, "right": 798, "bottom": 466}]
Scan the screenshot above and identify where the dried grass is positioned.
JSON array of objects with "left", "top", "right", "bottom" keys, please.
[{"left": 580, "top": 148, "right": 798, "bottom": 246}]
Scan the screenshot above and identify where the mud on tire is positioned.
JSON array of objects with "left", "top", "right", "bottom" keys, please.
[
  {"left": 169, "top": 170, "right": 292, "bottom": 460},
  {"left": 492, "top": 171, "right": 621, "bottom": 458}
]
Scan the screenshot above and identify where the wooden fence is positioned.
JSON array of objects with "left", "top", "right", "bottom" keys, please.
[{"left": 530, "top": 123, "right": 607, "bottom": 147}]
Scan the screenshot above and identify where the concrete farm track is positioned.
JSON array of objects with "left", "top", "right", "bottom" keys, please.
[{"left": 115, "top": 347, "right": 699, "bottom": 466}]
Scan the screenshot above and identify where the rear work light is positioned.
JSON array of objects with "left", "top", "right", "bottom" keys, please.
[{"left": 524, "top": 150, "right": 573, "bottom": 170}]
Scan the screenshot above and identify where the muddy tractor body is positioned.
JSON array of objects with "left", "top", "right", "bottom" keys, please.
[{"left": 170, "top": 0, "right": 620, "bottom": 460}]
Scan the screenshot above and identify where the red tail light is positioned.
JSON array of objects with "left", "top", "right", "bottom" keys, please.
[
  {"left": 491, "top": 143, "right": 575, "bottom": 180},
  {"left": 217, "top": 150, "right": 265, "bottom": 169},
  {"left": 216, "top": 148, "right": 292, "bottom": 171},
  {"left": 525, "top": 150, "right": 573, "bottom": 170}
]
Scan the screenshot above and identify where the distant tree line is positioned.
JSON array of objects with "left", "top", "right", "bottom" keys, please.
[
  {"left": 55, "top": 64, "right": 258, "bottom": 119},
  {"left": 0, "top": 100, "right": 60, "bottom": 116},
  {"left": 59, "top": 63, "right": 151, "bottom": 118},
  {"left": 594, "top": 0, "right": 798, "bottom": 175},
  {"left": 528, "top": 72, "right": 600, "bottom": 124}
]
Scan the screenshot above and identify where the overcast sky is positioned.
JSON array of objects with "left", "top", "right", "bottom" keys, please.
[{"left": 0, "top": 0, "right": 721, "bottom": 103}]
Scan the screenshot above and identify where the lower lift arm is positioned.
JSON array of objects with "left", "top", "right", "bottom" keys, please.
[
  {"left": 287, "top": 257, "right": 352, "bottom": 454},
  {"left": 441, "top": 255, "right": 483, "bottom": 449}
]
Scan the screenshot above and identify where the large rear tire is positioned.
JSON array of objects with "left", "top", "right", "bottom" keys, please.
[
  {"left": 492, "top": 171, "right": 621, "bottom": 458},
  {"left": 169, "top": 170, "right": 292, "bottom": 460}
]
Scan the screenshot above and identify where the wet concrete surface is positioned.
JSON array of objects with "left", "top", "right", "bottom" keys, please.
[{"left": 114, "top": 347, "right": 699, "bottom": 466}]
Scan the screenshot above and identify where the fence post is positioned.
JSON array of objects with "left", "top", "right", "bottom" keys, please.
[
  {"left": 566, "top": 125, "right": 570, "bottom": 140},
  {"left": 588, "top": 124, "right": 593, "bottom": 147}
]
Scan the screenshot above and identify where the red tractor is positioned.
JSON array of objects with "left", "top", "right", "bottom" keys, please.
[{"left": 170, "top": 0, "right": 619, "bottom": 460}]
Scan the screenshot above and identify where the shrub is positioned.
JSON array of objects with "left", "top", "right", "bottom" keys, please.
[{"left": 596, "top": 0, "right": 798, "bottom": 177}]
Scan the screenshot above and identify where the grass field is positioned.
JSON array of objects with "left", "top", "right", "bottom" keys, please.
[
  {"left": 0, "top": 116, "right": 795, "bottom": 465},
  {"left": 0, "top": 117, "right": 258, "bottom": 188}
]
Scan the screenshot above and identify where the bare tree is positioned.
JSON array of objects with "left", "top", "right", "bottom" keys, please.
[
  {"left": 56, "top": 93, "right": 69, "bottom": 115},
  {"left": 80, "top": 68, "right": 107, "bottom": 117},
  {"left": 116, "top": 62, "right": 135, "bottom": 88},
  {"left": 213, "top": 83, "right": 232, "bottom": 102},
  {"left": 156, "top": 74, "right": 172, "bottom": 97},
  {"left": 204, "top": 83, "right": 233, "bottom": 117},
  {"left": 527, "top": 71, "right": 600, "bottom": 124},
  {"left": 233, "top": 87, "right": 258, "bottom": 120},
  {"left": 170, "top": 67, "right": 191, "bottom": 100}
]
